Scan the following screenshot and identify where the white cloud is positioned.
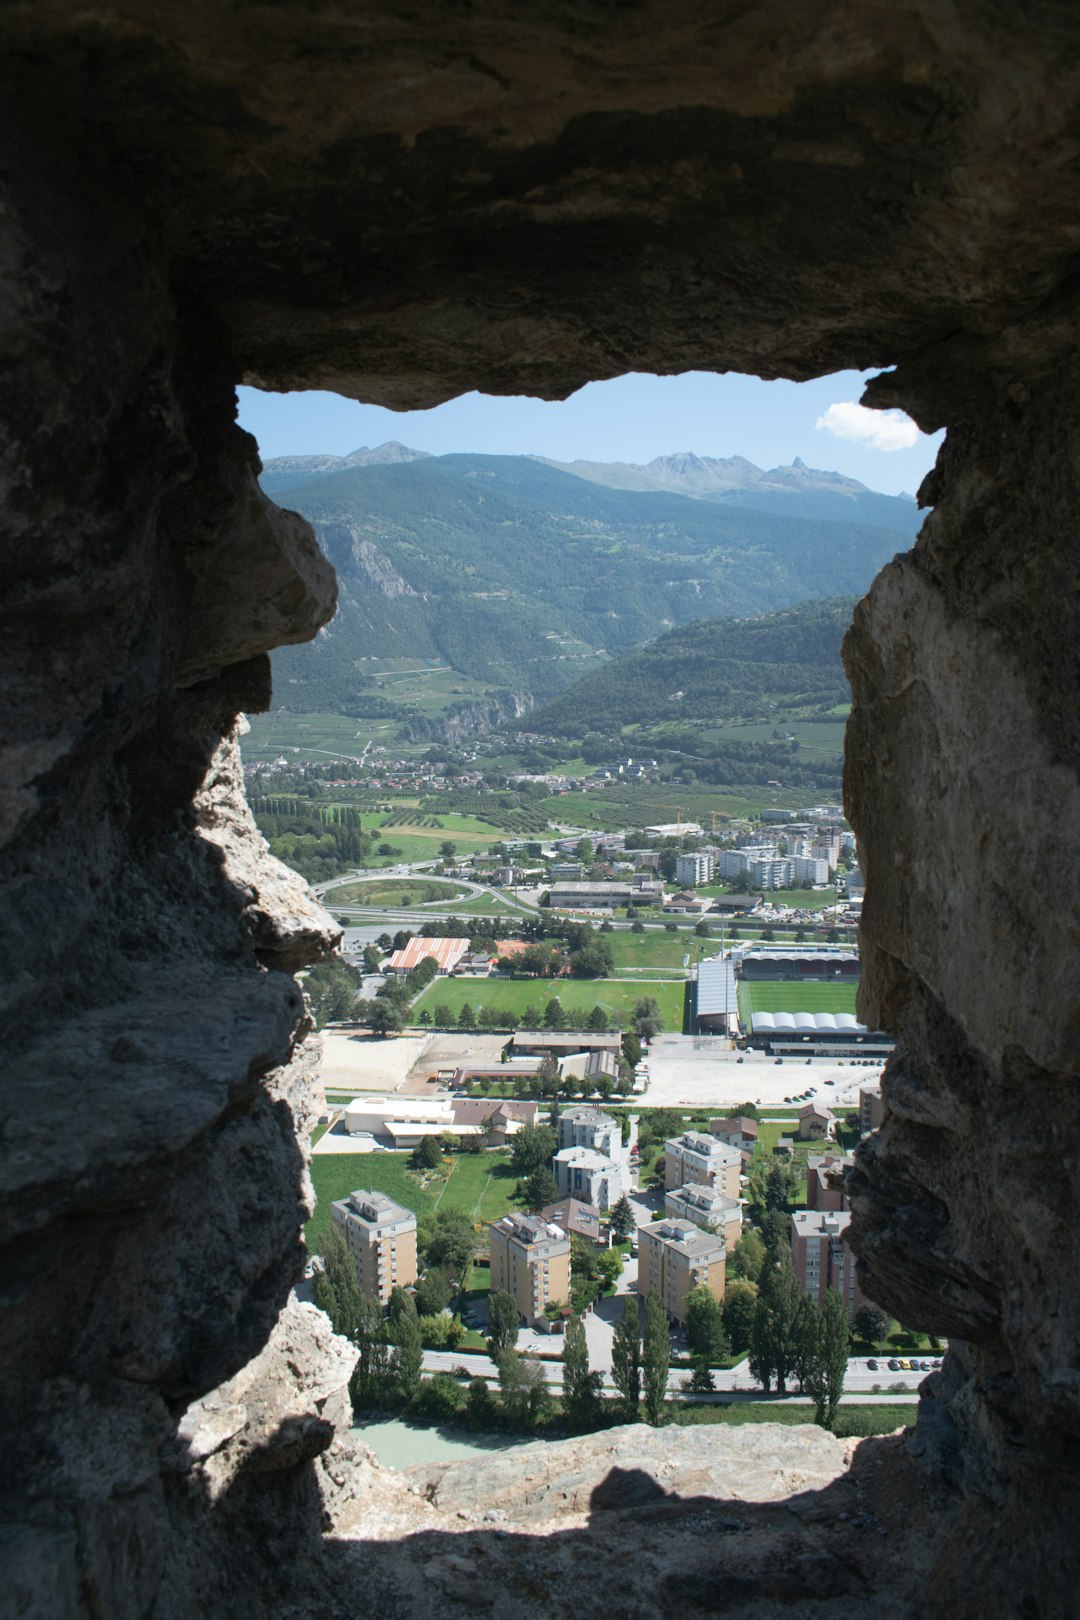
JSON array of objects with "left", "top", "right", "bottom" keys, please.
[{"left": 815, "top": 400, "right": 920, "bottom": 452}]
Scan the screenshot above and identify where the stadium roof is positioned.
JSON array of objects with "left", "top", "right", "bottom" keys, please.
[
  {"left": 696, "top": 956, "right": 738, "bottom": 1017},
  {"left": 751, "top": 1011, "right": 866, "bottom": 1033}
]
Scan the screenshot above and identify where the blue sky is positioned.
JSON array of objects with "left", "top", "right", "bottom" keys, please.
[{"left": 237, "top": 369, "right": 942, "bottom": 498}]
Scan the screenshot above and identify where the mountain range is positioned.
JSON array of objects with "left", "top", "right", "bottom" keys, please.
[{"left": 260, "top": 448, "right": 918, "bottom": 714}]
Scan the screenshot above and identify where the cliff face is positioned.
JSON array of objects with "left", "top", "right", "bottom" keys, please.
[{"left": 3, "top": 5, "right": 1080, "bottom": 1616}]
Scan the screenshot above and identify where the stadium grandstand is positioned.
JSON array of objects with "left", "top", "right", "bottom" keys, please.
[
  {"left": 739, "top": 948, "right": 860, "bottom": 981},
  {"left": 695, "top": 955, "right": 739, "bottom": 1035},
  {"left": 748, "top": 1010, "right": 894, "bottom": 1057}
]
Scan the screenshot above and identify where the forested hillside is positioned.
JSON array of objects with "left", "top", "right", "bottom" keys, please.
[
  {"left": 532, "top": 598, "right": 854, "bottom": 736},
  {"left": 264, "top": 454, "right": 903, "bottom": 710}
]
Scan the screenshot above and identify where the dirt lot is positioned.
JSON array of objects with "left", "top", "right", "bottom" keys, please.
[{"left": 398, "top": 1031, "right": 509, "bottom": 1094}]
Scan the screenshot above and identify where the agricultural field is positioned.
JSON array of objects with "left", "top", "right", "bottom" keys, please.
[
  {"left": 412, "top": 974, "right": 686, "bottom": 1030},
  {"left": 241, "top": 710, "right": 402, "bottom": 762},
  {"left": 306, "top": 1149, "right": 520, "bottom": 1255},
  {"left": 738, "top": 979, "right": 859, "bottom": 1022},
  {"left": 697, "top": 718, "right": 847, "bottom": 761},
  {"left": 535, "top": 784, "right": 813, "bottom": 830},
  {"left": 323, "top": 876, "right": 470, "bottom": 906}
]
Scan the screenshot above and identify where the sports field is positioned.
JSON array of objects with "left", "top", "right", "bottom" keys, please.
[
  {"left": 739, "top": 980, "right": 859, "bottom": 1020},
  {"left": 306, "top": 1150, "right": 519, "bottom": 1255},
  {"left": 606, "top": 930, "right": 699, "bottom": 972},
  {"left": 412, "top": 975, "right": 685, "bottom": 1031}
]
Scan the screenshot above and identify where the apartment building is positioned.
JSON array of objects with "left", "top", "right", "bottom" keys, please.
[
  {"left": 557, "top": 1106, "right": 625, "bottom": 1163},
  {"left": 637, "top": 1217, "right": 726, "bottom": 1326},
  {"left": 664, "top": 1130, "right": 742, "bottom": 1197},
  {"left": 790, "top": 1208, "right": 866, "bottom": 1320},
  {"left": 664, "top": 1182, "right": 743, "bottom": 1247},
  {"left": 553, "top": 1146, "right": 626, "bottom": 1209},
  {"left": 675, "top": 851, "right": 714, "bottom": 886},
  {"left": 859, "top": 1080, "right": 885, "bottom": 1134},
  {"left": 489, "top": 1212, "right": 571, "bottom": 1325},
  {"left": 805, "top": 1151, "right": 854, "bottom": 1212},
  {"left": 330, "top": 1189, "right": 417, "bottom": 1305}
]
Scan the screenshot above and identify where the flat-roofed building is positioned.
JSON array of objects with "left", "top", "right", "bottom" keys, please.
[
  {"left": 553, "top": 1146, "right": 626, "bottom": 1210},
  {"left": 675, "top": 852, "right": 713, "bottom": 887},
  {"left": 489, "top": 1212, "right": 571, "bottom": 1325},
  {"left": 330, "top": 1189, "right": 417, "bottom": 1305},
  {"left": 512, "top": 1031, "right": 621, "bottom": 1058},
  {"left": 664, "top": 1130, "right": 741, "bottom": 1197},
  {"left": 806, "top": 1151, "right": 854, "bottom": 1212},
  {"left": 557, "top": 1105, "right": 624, "bottom": 1162},
  {"left": 860, "top": 1080, "right": 884, "bottom": 1134},
  {"left": 343, "top": 1094, "right": 457, "bottom": 1145},
  {"left": 637, "top": 1217, "right": 726, "bottom": 1326},
  {"left": 664, "top": 1182, "right": 742, "bottom": 1247},
  {"left": 790, "top": 1208, "right": 866, "bottom": 1320}
]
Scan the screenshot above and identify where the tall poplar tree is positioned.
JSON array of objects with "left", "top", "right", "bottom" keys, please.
[
  {"left": 642, "top": 1292, "right": 671, "bottom": 1425},
  {"left": 612, "top": 1295, "right": 642, "bottom": 1418}
]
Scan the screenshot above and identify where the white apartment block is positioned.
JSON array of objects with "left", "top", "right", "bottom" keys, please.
[
  {"left": 675, "top": 851, "right": 714, "bottom": 886},
  {"left": 557, "top": 1106, "right": 627, "bottom": 1165},
  {"left": 330, "top": 1189, "right": 417, "bottom": 1305},
  {"left": 553, "top": 1146, "right": 626, "bottom": 1209}
]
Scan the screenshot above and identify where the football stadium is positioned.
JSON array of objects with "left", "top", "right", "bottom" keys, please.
[{"left": 697, "top": 946, "right": 894, "bottom": 1055}]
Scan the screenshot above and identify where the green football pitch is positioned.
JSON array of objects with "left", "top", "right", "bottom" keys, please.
[{"left": 741, "top": 980, "right": 858, "bottom": 1017}]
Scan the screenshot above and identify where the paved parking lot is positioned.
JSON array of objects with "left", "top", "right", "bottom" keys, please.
[{"left": 640, "top": 1034, "right": 885, "bottom": 1111}]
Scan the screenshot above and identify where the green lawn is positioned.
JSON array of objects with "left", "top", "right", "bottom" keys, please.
[
  {"left": 606, "top": 930, "right": 701, "bottom": 972},
  {"left": 674, "top": 1403, "right": 913, "bottom": 1438},
  {"left": 413, "top": 975, "right": 685, "bottom": 1030},
  {"left": 306, "top": 1149, "right": 520, "bottom": 1255},
  {"left": 422, "top": 894, "right": 526, "bottom": 916},
  {"left": 431, "top": 1152, "right": 521, "bottom": 1222},
  {"left": 323, "top": 876, "right": 470, "bottom": 906},
  {"left": 744, "top": 980, "right": 858, "bottom": 1017}
]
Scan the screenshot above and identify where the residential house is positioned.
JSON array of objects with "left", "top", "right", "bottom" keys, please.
[
  {"left": 797, "top": 1102, "right": 837, "bottom": 1141},
  {"left": 709, "top": 1116, "right": 759, "bottom": 1153},
  {"left": 553, "top": 1146, "right": 626, "bottom": 1210}
]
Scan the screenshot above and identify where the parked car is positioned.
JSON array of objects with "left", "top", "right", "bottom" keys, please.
[
  {"left": 867, "top": 1359, "right": 879, "bottom": 1371},
  {"left": 887, "top": 1359, "right": 901, "bottom": 1371}
]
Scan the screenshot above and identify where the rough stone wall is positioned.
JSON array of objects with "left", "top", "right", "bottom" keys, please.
[
  {"left": 4, "top": 4, "right": 1080, "bottom": 1616},
  {"left": 843, "top": 380, "right": 1080, "bottom": 1609}
]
